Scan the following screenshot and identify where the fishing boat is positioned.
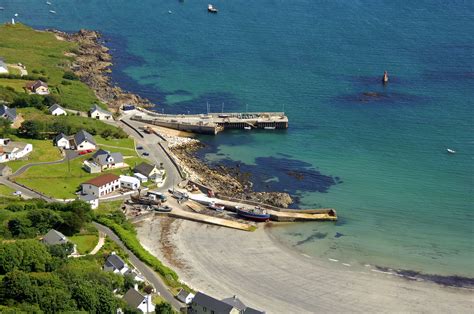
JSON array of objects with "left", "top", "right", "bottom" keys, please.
[
  {"left": 244, "top": 126, "right": 252, "bottom": 130},
  {"left": 208, "top": 202, "right": 225, "bottom": 212},
  {"left": 49, "top": 10, "right": 56, "bottom": 14},
  {"left": 264, "top": 126, "right": 276, "bottom": 130},
  {"left": 46, "top": 1, "right": 52, "bottom": 5},
  {"left": 447, "top": 148, "right": 456, "bottom": 154},
  {"left": 237, "top": 206, "right": 271, "bottom": 222},
  {"left": 208, "top": 4, "right": 218, "bottom": 13},
  {"left": 168, "top": 189, "right": 189, "bottom": 200}
]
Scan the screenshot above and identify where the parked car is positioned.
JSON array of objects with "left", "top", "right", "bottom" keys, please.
[
  {"left": 86, "top": 149, "right": 94, "bottom": 153},
  {"left": 78, "top": 151, "right": 88, "bottom": 155},
  {"left": 137, "top": 146, "right": 143, "bottom": 150},
  {"left": 142, "top": 152, "right": 149, "bottom": 156},
  {"left": 13, "top": 191, "right": 22, "bottom": 196}
]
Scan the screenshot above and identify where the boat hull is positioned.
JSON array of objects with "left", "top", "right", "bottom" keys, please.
[{"left": 237, "top": 209, "right": 270, "bottom": 222}]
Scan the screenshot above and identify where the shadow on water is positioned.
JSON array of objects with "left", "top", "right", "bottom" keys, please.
[
  {"left": 295, "top": 232, "right": 328, "bottom": 246},
  {"left": 375, "top": 266, "right": 474, "bottom": 289}
]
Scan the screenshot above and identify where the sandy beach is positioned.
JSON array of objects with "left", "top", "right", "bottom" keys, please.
[{"left": 136, "top": 217, "right": 473, "bottom": 313}]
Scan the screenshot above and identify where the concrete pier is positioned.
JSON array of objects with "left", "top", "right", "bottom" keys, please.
[{"left": 130, "top": 109, "right": 288, "bottom": 135}]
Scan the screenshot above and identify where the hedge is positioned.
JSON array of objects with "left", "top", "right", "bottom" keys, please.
[{"left": 95, "top": 217, "right": 191, "bottom": 291}]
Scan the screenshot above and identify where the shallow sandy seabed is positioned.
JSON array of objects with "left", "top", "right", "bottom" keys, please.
[{"left": 136, "top": 218, "right": 473, "bottom": 313}]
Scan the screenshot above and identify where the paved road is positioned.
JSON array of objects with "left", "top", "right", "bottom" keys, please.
[
  {"left": 117, "top": 116, "right": 182, "bottom": 192},
  {"left": 93, "top": 222, "right": 183, "bottom": 310},
  {"left": 0, "top": 177, "right": 52, "bottom": 200}
]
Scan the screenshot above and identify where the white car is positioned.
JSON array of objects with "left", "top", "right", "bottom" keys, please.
[{"left": 13, "top": 191, "right": 22, "bottom": 196}]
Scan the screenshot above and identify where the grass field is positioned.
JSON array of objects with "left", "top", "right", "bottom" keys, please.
[
  {"left": 14, "top": 137, "right": 148, "bottom": 199},
  {"left": 7, "top": 137, "right": 63, "bottom": 173},
  {"left": 69, "top": 233, "right": 99, "bottom": 255},
  {"left": 0, "top": 23, "right": 100, "bottom": 111},
  {"left": 0, "top": 185, "right": 15, "bottom": 197}
]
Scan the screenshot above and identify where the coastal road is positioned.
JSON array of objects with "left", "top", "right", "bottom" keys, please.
[
  {"left": 93, "top": 222, "right": 184, "bottom": 310},
  {"left": 117, "top": 116, "right": 183, "bottom": 191}
]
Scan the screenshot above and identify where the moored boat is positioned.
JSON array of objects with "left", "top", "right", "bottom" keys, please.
[
  {"left": 208, "top": 4, "right": 218, "bottom": 13},
  {"left": 447, "top": 148, "right": 456, "bottom": 154},
  {"left": 208, "top": 202, "right": 225, "bottom": 212},
  {"left": 244, "top": 126, "right": 252, "bottom": 130},
  {"left": 264, "top": 126, "right": 276, "bottom": 130},
  {"left": 237, "top": 206, "right": 270, "bottom": 222}
]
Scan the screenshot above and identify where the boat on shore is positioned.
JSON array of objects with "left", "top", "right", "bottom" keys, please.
[
  {"left": 237, "top": 206, "right": 271, "bottom": 222},
  {"left": 447, "top": 148, "right": 456, "bottom": 154},
  {"left": 208, "top": 202, "right": 225, "bottom": 212},
  {"left": 155, "top": 205, "right": 172, "bottom": 212},
  {"left": 208, "top": 4, "right": 218, "bottom": 13}
]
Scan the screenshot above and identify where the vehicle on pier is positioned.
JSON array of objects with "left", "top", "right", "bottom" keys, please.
[
  {"left": 236, "top": 206, "right": 271, "bottom": 222},
  {"left": 208, "top": 202, "right": 225, "bottom": 212}
]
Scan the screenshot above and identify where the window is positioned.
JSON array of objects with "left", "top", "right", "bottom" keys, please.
[{"left": 203, "top": 307, "right": 207, "bottom": 312}]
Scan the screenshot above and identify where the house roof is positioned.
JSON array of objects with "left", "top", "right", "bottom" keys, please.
[
  {"left": 83, "top": 173, "right": 120, "bottom": 187},
  {"left": 78, "top": 193, "right": 98, "bottom": 202},
  {"left": 244, "top": 307, "right": 265, "bottom": 314},
  {"left": 176, "top": 289, "right": 194, "bottom": 303},
  {"left": 48, "top": 104, "right": 65, "bottom": 112},
  {"left": 123, "top": 288, "right": 146, "bottom": 309},
  {"left": 0, "top": 105, "right": 17, "bottom": 121},
  {"left": 26, "top": 80, "right": 48, "bottom": 90},
  {"left": 74, "top": 129, "right": 96, "bottom": 146},
  {"left": 92, "top": 149, "right": 123, "bottom": 166},
  {"left": 222, "top": 296, "right": 247, "bottom": 311},
  {"left": 134, "top": 162, "right": 157, "bottom": 177},
  {"left": 1, "top": 141, "right": 30, "bottom": 153},
  {"left": 119, "top": 175, "right": 140, "bottom": 185},
  {"left": 42, "top": 229, "right": 68, "bottom": 245},
  {"left": 192, "top": 292, "right": 234, "bottom": 313},
  {"left": 105, "top": 253, "right": 127, "bottom": 271},
  {"left": 91, "top": 104, "right": 112, "bottom": 116},
  {"left": 54, "top": 133, "right": 68, "bottom": 142}
]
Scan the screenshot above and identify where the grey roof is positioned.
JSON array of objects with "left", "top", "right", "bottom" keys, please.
[
  {"left": 176, "top": 289, "right": 193, "bottom": 302},
  {"left": 74, "top": 129, "right": 96, "bottom": 146},
  {"left": 42, "top": 229, "right": 68, "bottom": 245},
  {"left": 244, "top": 308, "right": 265, "bottom": 314},
  {"left": 91, "top": 104, "right": 112, "bottom": 116},
  {"left": 0, "top": 164, "right": 11, "bottom": 171},
  {"left": 192, "top": 292, "right": 234, "bottom": 313},
  {"left": 92, "top": 149, "right": 123, "bottom": 166},
  {"left": 105, "top": 253, "right": 127, "bottom": 271},
  {"left": 123, "top": 288, "right": 146, "bottom": 309},
  {"left": 54, "top": 133, "right": 68, "bottom": 142},
  {"left": 78, "top": 194, "right": 98, "bottom": 201},
  {"left": 0, "top": 105, "right": 17, "bottom": 121},
  {"left": 48, "top": 104, "right": 65, "bottom": 112},
  {"left": 134, "top": 162, "right": 157, "bottom": 177},
  {"left": 222, "top": 296, "right": 247, "bottom": 311}
]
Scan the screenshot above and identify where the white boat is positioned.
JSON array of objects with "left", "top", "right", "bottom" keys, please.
[
  {"left": 446, "top": 148, "right": 456, "bottom": 154},
  {"left": 264, "top": 126, "right": 276, "bottom": 130},
  {"left": 168, "top": 10, "right": 172, "bottom": 14},
  {"left": 244, "top": 126, "right": 252, "bottom": 130},
  {"left": 46, "top": 1, "right": 52, "bottom": 5},
  {"left": 208, "top": 4, "right": 218, "bottom": 13},
  {"left": 208, "top": 202, "right": 225, "bottom": 212},
  {"left": 49, "top": 10, "right": 56, "bottom": 14}
]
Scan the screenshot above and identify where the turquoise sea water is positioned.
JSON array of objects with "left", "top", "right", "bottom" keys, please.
[{"left": 1, "top": 1, "right": 473, "bottom": 277}]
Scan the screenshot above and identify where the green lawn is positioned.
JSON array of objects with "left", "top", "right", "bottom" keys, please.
[
  {"left": 69, "top": 233, "right": 99, "bottom": 255},
  {"left": 0, "top": 185, "right": 16, "bottom": 197},
  {"left": 13, "top": 137, "right": 148, "bottom": 199},
  {"left": 0, "top": 23, "right": 101, "bottom": 111},
  {"left": 7, "top": 137, "right": 63, "bottom": 173}
]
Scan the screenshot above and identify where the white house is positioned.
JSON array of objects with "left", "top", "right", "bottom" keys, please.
[
  {"left": 133, "top": 172, "right": 148, "bottom": 183},
  {"left": 73, "top": 130, "right": 96, "bottom": 151},
  {"left": 176, "top": 289, "right": 195, "bottom": 305},
  {"left": 25, "top": 80, "right": 50, "bottom": 95},
  {"left": 53, "top": 133, "right": 70, "bottom": 149},
  {"left": 48, "top": 104, "right": 67, "bottom": 116},
  {"left": 90, "top": 104, "right": 113, "bottom": 120},
  {"left": 83, "top": 149, "right": 125, "bottom": 173},
  {"left": 134, "top": 162, "right": 165, "bottom": 183},
  {"left": 81, "top": 173, "right": 120, "bottom": 197},
  {"left": 0, "top": 58, "right": 8, "bottom": 74},
  {"left": 78, "top": 193, "right": 99, "bottom": 209},
  {"left": 119, "top": 175, "right": 140, "bottom": 190},
  {"left": 104, "top": 252, "right": 129, "bottom": 274},
  {"left": 0, "top": 139, "right": 33, "bottom": 163},
  {"left": 122, "top": 289, "right": 155, "bottom": 314}
]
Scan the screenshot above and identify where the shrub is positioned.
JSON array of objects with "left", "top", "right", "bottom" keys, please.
[{"left": 62, "top": 71, "right": 79, "bottom": 81}]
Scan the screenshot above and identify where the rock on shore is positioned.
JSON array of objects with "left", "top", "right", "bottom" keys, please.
[
  {"left": 172, "top": 142, "right": 293, "bottom": 208},
  {"left": 49, "top": 29, "right": 153, "bottom": 110}
]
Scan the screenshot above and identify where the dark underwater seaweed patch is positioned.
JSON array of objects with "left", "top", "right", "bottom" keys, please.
[{"left": 295, "top": 232, "right": 328, "bottom": 246}]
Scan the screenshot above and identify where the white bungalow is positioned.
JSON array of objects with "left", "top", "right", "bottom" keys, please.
[
  {"left": 53, "top": 133, "right": 70, "bottom": 149},
  {"left": 25, "top": 80, "right": 50, "bottom": 95},
  {"left": 0, "top": 139, "right": 33, "bottom": 163},
  {"left": 81, "top": 173, "right": 120, "bottom": 197},
  {"left": 78, "top": 193, "right": 99, "bottom": 209},
  {"left": 48, "top": 104, "right": 67, "bottom": 116},
  {"left": 53, "top": 130, "right": 97, "bottom": 151},
  {"left": 90, "top": 104, "right": 113, "bottom": 120},
  {"left": 119, "top": 175, "right": 141, "bottom": 190},
  {"left": 122, "top": 289, "right": 155, "bottom": 314}
]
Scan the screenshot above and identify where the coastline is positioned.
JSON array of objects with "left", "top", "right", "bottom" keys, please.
[{"left": 136, "top": 216, "right": 474, "bottom": 313}]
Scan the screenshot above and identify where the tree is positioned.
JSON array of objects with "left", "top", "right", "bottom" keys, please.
[
  {"left": 7, "top": 217, "right": 33, "bottom": 238},
  {"left": 95, "top": 284, "right": 118, "bottom": 314},
  {"left": 0, "top": 243, "right": 23, "bottom": 274},
  {"left": 19, "top": 120, "right": 44, "bottom": 139},
  {"left": 155, "top": 302, "right": 173, "bottom": 314},
  {"left": 0, "top": 118, "right": 12, "bottom": 138},
  {"left": 0, "top": 270, "right": 36, "bottom": 302},
  {"left": 123, "top": 273, "right": 136, "bottom": 292},
  {"left": 27, "top": 208, "right": 63, "bottom": 234},
  {"left": 72, "top": 282, "right": 99, "bottom": 313}
]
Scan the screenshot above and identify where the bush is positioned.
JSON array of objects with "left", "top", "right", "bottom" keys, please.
[
  {"left": 61, "top": 80, "right": 72, "bottom": 85},
  {"left": 63, "top": 71, "right": 79, "bottom": 81}
]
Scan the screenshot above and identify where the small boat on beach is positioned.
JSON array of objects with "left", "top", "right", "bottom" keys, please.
[
  {"left": 208, "top": 202, "right": 225, "bottom": 212},
  {"left": 208, "top": 4, "right": 218, "bottom": 13},
  {"left": 447, "top": 148, "right": 456, "bottom": 154},
  {"left": 155, "top": 205, "right": 172, "bottom": 213},
  {"left": 237, "top": 206, "right": 271, "bottom": 222}
]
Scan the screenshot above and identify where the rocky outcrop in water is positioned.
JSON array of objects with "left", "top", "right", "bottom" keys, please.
[{"left": 48, "top": 29, "right": 153, "bottom": 110}]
